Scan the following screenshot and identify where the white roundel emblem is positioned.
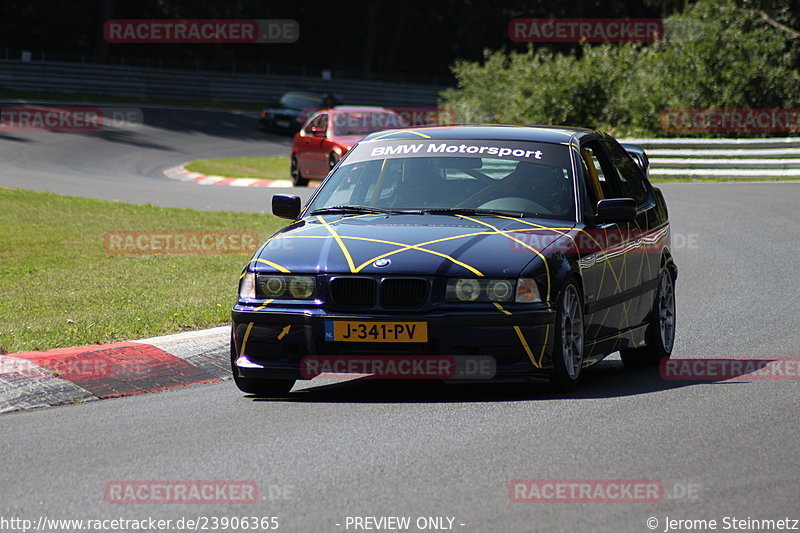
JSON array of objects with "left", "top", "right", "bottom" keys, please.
[{"left": 373, "top": 258, "right": 391, "bottom": 268}]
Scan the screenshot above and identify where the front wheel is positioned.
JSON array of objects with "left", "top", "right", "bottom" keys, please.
[
  {"left": 291, "top": 154, "right": 308, "bottom": 186},
  {"left": 549, "top": 281, "right": 585, "bottom": 391},
  {"left": 620, "top": 267, "right": 676, "bottom": 367}
]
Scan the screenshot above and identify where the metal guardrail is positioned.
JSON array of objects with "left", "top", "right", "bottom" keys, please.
[
  {"left": 620, "top": 137, "right": 800, "bottom": 178},
  {"left": 0, "top": 59, "right": 446, "bottom": 108}
]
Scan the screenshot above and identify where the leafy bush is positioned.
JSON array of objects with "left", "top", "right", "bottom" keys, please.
[{"left": 441, "top": 0, "right": 800, "bottom": 137}]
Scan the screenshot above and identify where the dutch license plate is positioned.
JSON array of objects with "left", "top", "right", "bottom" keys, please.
[
  {"left": 325, "top": 321, "right": 427, "bottom": 343},
  {"left": 276, "top": 120, "right": 290, "bottom": 128}
]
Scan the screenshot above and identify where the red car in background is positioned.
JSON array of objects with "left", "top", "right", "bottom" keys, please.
[{"left": 290, "top": 107, "right": 405, "bottom": 186}]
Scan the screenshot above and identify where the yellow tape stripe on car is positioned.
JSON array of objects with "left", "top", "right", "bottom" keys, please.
[
  {"left": 493, "top": 302, "right": 512, "bottom": 315},
  {"left": 369, "top": 130, "right": 431, "bottom": 140},
  {"left": 316, "top": 215, "right": 356, "bottom": 272},
  {"left": 538, "top": 324, "right": 550, "bottom": 368},
  {"left": 347, "top": 236, "right": 483, "bottom": 276},
  {"left": 457, "top": 215, "right": 552, "bottom": 302},
  {"left": 495, "top": 303, "right": 542, "bottom": 369},
  {"left": 254, "top": 299, "right": 274, "bottom": 311},
  {"left": 239, "top": 322, "right": 254, "bottom": 357},
  {"left": 513, "top": 326, "right": 540, "bottom": 368},
  {"left": 250, "top": 258, "right": 290, "bottom": 273}
]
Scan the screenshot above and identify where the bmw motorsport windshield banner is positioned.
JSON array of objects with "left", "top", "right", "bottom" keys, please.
[{"left": 345, "top": 138, "right": 570, "bottom": 167}]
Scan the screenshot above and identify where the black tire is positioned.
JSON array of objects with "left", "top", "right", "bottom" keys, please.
[
  {"left": 620, "top": 266, "right": 676, "bottom": 367},
  {"left": 328, "top": 152, "right": 339, "bottom": 170},
  {"left": 549, "top": 281, "right": 585, "bottom": 392},
  {"left": 230, "top": 333, "right": 295, "bottom": 397},
  {"left": 290, "top": 154, "right": 308, "bottom": 186}
]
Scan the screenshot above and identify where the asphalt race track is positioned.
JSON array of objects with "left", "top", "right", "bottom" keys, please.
[
  {"left": 1, "top": 105, "right": 799, "bottom": 532},
  {"left": 0, "top": 103, "right": 316, "bottom": 211}
]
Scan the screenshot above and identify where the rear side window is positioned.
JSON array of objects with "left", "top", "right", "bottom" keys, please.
[
  {"left": 317, "top": 114, "right": 329, "bottom": 133},
  {"left": 601, "top": 140, "right": 650, "bottom": 205},
  {"left": 304, "top": 114, "right": 323, "bottom": 133},
  {"left": 580, "top": 142, "right": 617, "bottom": 214}
]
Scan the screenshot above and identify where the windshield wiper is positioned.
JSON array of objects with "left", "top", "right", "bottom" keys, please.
[
  {"left": 423, "top": 207, "right": 526, "bottom": 218},
  {"left": 309, "top": 205, "right": 422, "bottom": 215}
]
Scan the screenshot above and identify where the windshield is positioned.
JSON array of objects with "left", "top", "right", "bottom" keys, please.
[
  {"left": 306, "top": 138, "right": 575, "bottom": 220},
  {"left": 279, "top": 93, "right": 323, "bottom": 109},
  {"left": 331, "top": 112, "right": 406, "bottom": 136}
]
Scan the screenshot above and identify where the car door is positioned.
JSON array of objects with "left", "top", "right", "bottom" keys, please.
[
  {"left": 578, "top": 139, "right": 638, "bottom": 348},
  {"left": 306, "top": 113, "right": 330, "bottom": 178},
  {"left": 296, "top": 113, "right": 328, "bottom": 178},
  {"left": 295, "top": 114, "right": 319, "bottom": 176},
  {"left": 599, "top": 138, "right": 660, "bottom": 329}
]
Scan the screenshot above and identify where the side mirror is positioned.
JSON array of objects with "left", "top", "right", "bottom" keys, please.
[
  {"left": 309, "top": 126, "right": 326, "bottom": 137},
  {"left": 272, "top": 194, "right": 302, "bottom": 219},
  {"left": 596, "top": 198, "right": 636, "bottom": 224}
]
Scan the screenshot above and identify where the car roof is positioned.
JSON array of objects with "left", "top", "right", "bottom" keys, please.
[
  {"left": 282, "top": 91, "right": 326, "bottom": 99},
  {"left": 360, "top": 124, "right": 599, "bottom": 144},
  {"left": 326, "top": 106, "right": 396, "bottom": 113}
]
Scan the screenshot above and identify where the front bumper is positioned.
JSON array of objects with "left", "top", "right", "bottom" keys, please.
[
  {"left": 259, "top": 113, "right": 301, "bottom": 132},
  {"left": 231, "top": 304, "right": 557, "bottom": 381}
]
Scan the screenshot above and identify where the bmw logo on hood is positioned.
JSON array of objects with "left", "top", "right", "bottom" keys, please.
[{"left": 373, "top": 258, "right": 391, "bottom": 268}]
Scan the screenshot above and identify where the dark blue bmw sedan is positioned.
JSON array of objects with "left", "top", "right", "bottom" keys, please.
[{"left": 231, "top": 125, "right": 677, "bottom": 395}]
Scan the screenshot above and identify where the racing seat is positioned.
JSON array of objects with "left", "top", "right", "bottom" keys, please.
[
  {"left": 390, "top": 158, "right": 445, "bottom": 208},
  {"left": 478, "top": 161, "right": 571, "bottom": 215}
]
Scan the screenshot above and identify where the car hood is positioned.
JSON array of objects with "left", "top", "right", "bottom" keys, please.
[
  {"left": 263, "top": 106, "right": 303, "bottom": 116},
  {"left": 253, "top": 214, "right": 576, "bottom": 278}
]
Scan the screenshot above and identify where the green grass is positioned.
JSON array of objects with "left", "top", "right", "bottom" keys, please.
[
  {"left": 0, "top": 188, "right": 287, "bottom": 353},
  {"left": 0, "top": 88, "right": 261, "bottom": 111},
  {"left": 185, "top": 156, "right": 290, "bottom": 180}
]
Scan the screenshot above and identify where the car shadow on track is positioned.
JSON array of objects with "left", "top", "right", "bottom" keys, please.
[
  {"left": 0, "top": 132, "right": 34, "bottom": 143},
  {"left": 77, "top": 128, "right": 174, "bottom": 150},
  {"left": 141, "top": 108, "right": 294, "bottom": 143},
  {"left": 248, "top": 358, "right": 745, "bottom": 404},
  {"left": 50, "top": 108, "right": 294, "bottom": 148}
]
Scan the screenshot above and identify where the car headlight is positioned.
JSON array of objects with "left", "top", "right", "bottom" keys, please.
[
  {"left": 239, "top": 272, "right": 256, "bottom": 299},
  {"left": 515, "top": 278, "right": 542, "bottom": 303},
  {"left": 453, "top": 279, "right": 480, "bottom": 301},
  {"left": 262, "top": 276, "right": 286, "bottom": 297},
  {"left": 446, "top": 278, "right": 515, "bottom": 303},
  {"left": 289, "top": 276, "right": 315, "bottom": 298},
  {"left": 487, "top": 280, "right": 513, "bottom": 301},
  {"left": 445, "top": 278, "right": 542, "bottom": 303},
  {"left": 255, "top": 274, "right": 316, "bottom": 300}
]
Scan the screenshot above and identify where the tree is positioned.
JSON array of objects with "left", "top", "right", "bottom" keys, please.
[{"left": 441, "top": 0, "right": 800, "bottom": 136}]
